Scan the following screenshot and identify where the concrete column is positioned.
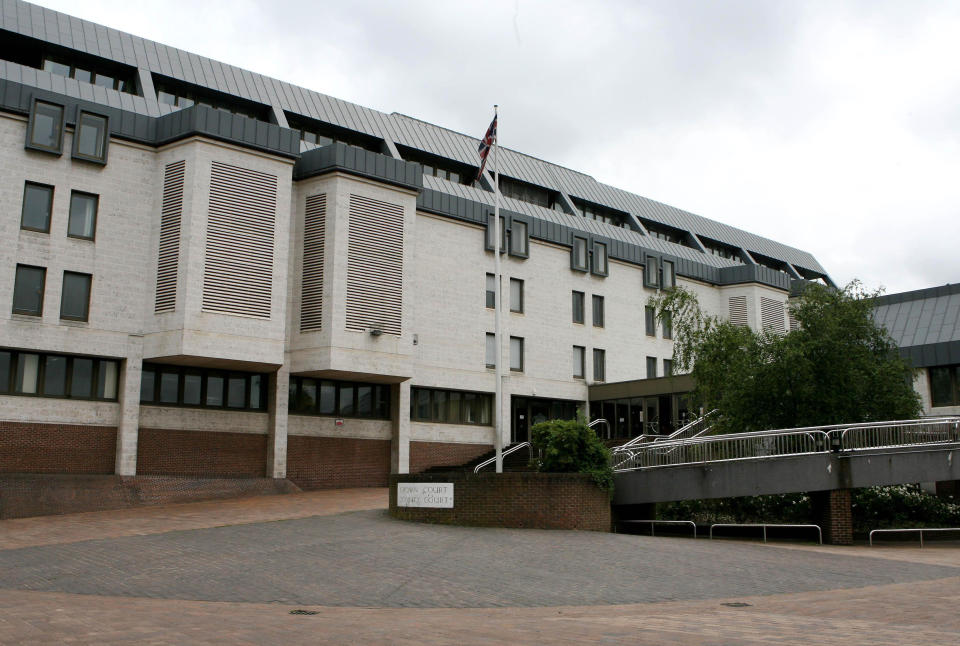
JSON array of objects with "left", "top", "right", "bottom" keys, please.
[
  {"left": 266, "top": 365, "right": 289, "bottom": 479},
  {"left": 114, "top": 340, "right": 143, "bottom": 476},
  {"left": 391, "top": 380, "right": 411, "bottom": 474},
  {"left": 812, "top": 489, "right": 853, "bottom": 545}
]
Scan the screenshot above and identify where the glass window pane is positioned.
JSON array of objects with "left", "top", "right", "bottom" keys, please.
[
  {"left": 486, "top": 273, "right": 496, "bottom": 308},
  {"left": 510, "top": 337, "right": 523, "bottom": 371},
  {"left": 43, "top": 59, "right": 71, "bottom": 77},
  {"left": 249, "top": 375, "right": 262, "bottom": 410},
  {"left": 302, "top": 131, "right": 317, "bottom": 144},
  {"left": 339, "top": 384, "right": 355, "bottom": 416},
  {"left": 574, "top": 238, "right": 588, "bottom": 270},
  {"left": 510, "top": 220, "right": 528, "bottom": 255},
  {"left": 663, "top": 311, "right": 672, "bottom": 339},
  {"left": 16, "top": 353, "right": 40, "bottom": 394},
  {"left": 73, "top": 68, "right": 92, "bottom": 83},
  {"left": 94, "top": 73, "right": 114, "bottom": 88},
  {"left": 43, "top": 355, "right": 67, "bottom": 397},
  {"left": 478, "top": 394, "right": 491, "bottom": 425},
  {"left": 357, "top": 385, "right": 373, "bottom": 416},
  {"left": 140, "top": 367, "right": 156, "bottom": 402},
  {"left": 159, "top": 370, "right": 179, "bottom": 403},
  {"left": 647, "top": 357, "right": 657, "bottom": 379},
  {"left": 645, "top": 306, "right": 656, "bottom": 336},
  {"left": 510, "top": 279, "right": 523, "bottom": 313},
  {"left": 183, "top": 372, "right": 202, "bottom": 405},
  {"left": 930, "top": 367, "right": 953, "bottom": 407},
  {"left": 61, "top": 272, "right": 92, "bottom": 321},
  {"left": 75, "top": 113, "right": 107, "bottom": 160},
  {"left": 288, "top": 380, "right": 298, "bottom": 411},
  {"left": 664, "top": 359, "right": 673, "bottom": 377},
  {"left": 30, "top": 101, "right": 63, "bottom": 150},
  {"left": 22, "top": 183, "right": 53, "bottom": 232},
  {"left": 432, "top": 390, "right": 447, "bottom": 422},
  {"left": 13, "top": 265, "right": 45, "bottom": 316},
  {"left": 298, "top": 379, "right": 317, "bottom": 412},
  {"left": 414, "top": 388, "right": 430, "bottom": 420},
  {"left": 178, "top": 96, "right": 194, "bottom": 108},
  {"left": 593, "top": 295, "right": 604, "bottom": 327},
  {"left": 158, "top": 91, "right": 177, "bottom": 106},
  {"left": 319, "top": 380, "right": 336, "bottom": 414},
  {"left": 444, "top": 391, "right": 461, "bottom": 423},
  {"left": 593, "top": 243, "right": 608, "bottom": 274},
  {"left": 0, "top": 351, "right": 10, "bottom": 393},
  {"left": 227, "top": 376, "right": 246, "bottom": 408},
  {"left": 573, "top": 346, "right": 584, "bottom": 378},
  {"left": 68, "top": 193, "right": 98, "bottom": 239},
  {"left": 485, "top": 333, "right": 497, "bottom": 368},
  {"left": 594, "top": 349, "right": 606, "bottom": 382},
  {"left": 463, "top": 392, "right": 477, "bottom": 423},
  {"left": 98, "top": 360, "right": 118, "bottom": 400},
  {"left": 206, "top": 375, "right": 224, "bottom": 406},
  {"left": 572, "top": 291, "right": 584, "bottom": 323},
  {"left": 374, "top": 385, "right": 390, "bottom": 418},
  {"left": 449, "top": 171, "right": 460, "bottom": 183},
  {"left": 70, "top": 358, "right": 94, "bottom": 398},
  {"left": 662, "top": 260, "right": 676, "bottom": 289}
]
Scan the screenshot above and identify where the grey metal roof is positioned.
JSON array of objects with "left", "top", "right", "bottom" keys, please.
[
  {"left": 1, "top": 0, "right": 828, "bottom": 279},
  {"left": 873, "top": 284, "right": 960, "bottom": 368}
]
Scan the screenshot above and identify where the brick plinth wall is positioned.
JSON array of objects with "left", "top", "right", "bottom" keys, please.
[
  {"left": 0, "top": 422, "right": 116, "bottom": 474},
  {"left": 409, "top": 441, "right": 493, "bottom": 474},
  {"left": 137, "top": 429, "right": 267, "bottom": 478},
  {"left": 389, "top": 472, "right": 611, "bottom": 531},
  {"left": 287, "top": 435, "right": 391, "bottom": 489},
  {"left": 812, "top": 489, "right": 853, "bottom": 545},
  {"left": 0, "top": 474, "right": 300, "bottom": 519}
]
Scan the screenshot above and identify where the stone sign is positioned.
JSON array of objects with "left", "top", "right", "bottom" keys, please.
[{"left": 397, "top": 482, "right": 454, "bottom": 508}]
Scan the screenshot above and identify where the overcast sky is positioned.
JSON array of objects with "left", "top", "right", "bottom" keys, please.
[{"left": 32, "top": 0, "right": 960, "bottom": 294}]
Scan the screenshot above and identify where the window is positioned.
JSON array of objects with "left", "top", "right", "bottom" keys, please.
[
  {"left": 141, "top": 363, "right": 269, "bottom": 411},
  {"left": 571, "top": 237, "right": 588, "bottom": 272},
  {"left": 573, "top": 345, "right": 585, "bottom": 379},
  {"left": 26, "top": 99, "right": 65, "bottom": 155},
  {"left": 591, "top": 242, "right": 608, "bottom": 276},
  {"left": 486, "top": 214, "right": 506, "bottom": 252},
  {"left": 510, "top": 278, "right": 524, "bottom": 313},
  {"left": 592, "top": 295, "right": 604, "bottom": 328},
  {"left": 21, "top": 182, "right": 54, "bottom": 233},
  {"left": 662, "top": 311, "right": 672, "bottom": 340},
  {"left": 661, "top": 260, "right": 676, "bottom": 290},
  {"left": 664, "top": 359, "right": 673, "bottom": 377},
  {"left": 646, "top": 356, "right": 658, "bottom": 379},
  {"left": 485, "top": 273, "right": 496, "bottom": 308},
  {"left": 572, "top": 291, "right": 585, "bottom": 324},
  {"left": 645, "top": 306, "right": 656, "bottom": 337},
  {"left": 60, "top": 271, "right": 92, "bottom": 321},
  {"left": 485, "top": 333, "right": 497, "bottom": 368},
  {"left": 930, "top": 365, "right": 960, "bottom": 407},
  {"left": 410, "top": 387, "right": 492, "bottom": 425},
  {"left": 68, "top": 192, "right": 98, "bottom": 240},
  {"left": 12, "top": 265, "right": 45, "bottom": 316},
  {"left": 594, "top": 349, "right": 606, "bottom": 382},
  {"left": 72, "top": 111, "right": 109, "bottom": 164},
  {"left": 509, "top": 220, "right": 529, "bottom": 257},
  {"left": 644, "top": 256, "right": 660, "bottom": 288},
  {"left": 0, "top": 348, "right": 118, "bottom": 400},
  {"left": 41, "top": 57, "right": 135, "bottom": 93},
  {"left": 510, "top": 336, "right": 524, "bottom": 372}
]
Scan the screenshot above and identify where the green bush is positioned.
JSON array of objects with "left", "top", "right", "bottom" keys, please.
[
  {"left": 658, "top": 493, "right": 811, "bottom": 525},
  {"left": 851, "top": 485, "right": 960, "bottom": 534},
  {"left": 530, "top": 417, "right": 615, "bottom": 496}
]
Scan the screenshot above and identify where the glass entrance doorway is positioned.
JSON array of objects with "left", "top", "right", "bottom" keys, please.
[{"left": 511, "top": 396, "right": 580, "bottom": 443}]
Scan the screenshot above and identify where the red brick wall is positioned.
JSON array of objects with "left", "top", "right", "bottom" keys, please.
[
  {"left": 0, "top": 422, "right": 116, "bottom": 474},
  {"left": 287, "top": 435, "right": 391, "bottom": 489},
  {"left": 389, "top": 472, "right": 611, "bottom": 531},
  {"left": 409, "top": 441, "right": 492, "bottom": 474},
  {"left": 812, "top": 488, "right": 853, "bottom": 545},
  {"left": 137, "top": 428, "right": 267, "bottom": 478}
]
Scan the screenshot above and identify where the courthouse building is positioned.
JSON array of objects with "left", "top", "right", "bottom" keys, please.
[{"left": 0, "top": 0, "right": 834, "bottom": 489}]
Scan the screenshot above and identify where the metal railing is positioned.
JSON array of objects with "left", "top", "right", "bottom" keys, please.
[
  {"left": 589, "top": 418, "right": 611, "bottom": 439},
  {"left": 869, "top": 527, "right": 960, "bottom": 548},
  {"left": 620, "top": 519, "right": 697, "bottom": 538},
  {"left": 665, "top": 409, "right": 719, "bottom": 441},
  {"left": 710, "top": 523, "right": 823, "bottom": 544},
  {"left": 613, "top": 417, "right": 960, "bottom": 472},
  {"left": 609, "top": 410, "right": 720, "bottom": 470},
  {"left": 474, "top": 441, "right": 531, "bottom": 473}
]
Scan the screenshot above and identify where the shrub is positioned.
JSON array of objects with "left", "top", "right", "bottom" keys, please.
[
  {"left": 530, "top": 417, "right": 615, "bottom": 496},
  {"left": 851, "top": 484, "right": 960, "bottom": 534}
]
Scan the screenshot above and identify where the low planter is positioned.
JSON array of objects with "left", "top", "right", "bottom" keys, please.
[{"left": 389, "top": 471, "right": 610, "bottom": 531}]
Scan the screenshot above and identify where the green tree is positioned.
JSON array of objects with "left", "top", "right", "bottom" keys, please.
[
  {"left": 530, "top": 417, "right": 615, "bottom": 496},
  {"left": 650, "top": 281, "right": 920, "bottom": 433}
]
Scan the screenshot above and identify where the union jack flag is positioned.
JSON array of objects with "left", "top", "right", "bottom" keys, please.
[{"left": 476, "top": 114, "right": 497, "bottom": 180}]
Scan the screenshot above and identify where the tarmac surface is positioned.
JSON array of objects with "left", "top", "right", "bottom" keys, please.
[{"left": 2, "top": 487, "right": 960, "bottom": 644}]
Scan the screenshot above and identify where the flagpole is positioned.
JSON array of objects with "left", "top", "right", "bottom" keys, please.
[{"left": 493, "top": 104, "right": 503, "bottom": 474}]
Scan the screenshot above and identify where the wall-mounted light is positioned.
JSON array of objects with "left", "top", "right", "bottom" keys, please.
[{"left": 369, "top": 328, "right": 383, "bottom": 337}]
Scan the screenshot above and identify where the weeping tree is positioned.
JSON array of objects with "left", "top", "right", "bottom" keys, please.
[{"left": 649, "top": 281, "right": 920, "bottom": 433}]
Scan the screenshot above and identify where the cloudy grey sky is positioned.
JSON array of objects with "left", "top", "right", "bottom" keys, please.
[{"left": 33, "top": 0, "right": 960, "bottom": 294}]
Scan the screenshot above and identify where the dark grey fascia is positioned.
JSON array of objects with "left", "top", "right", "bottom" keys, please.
[
  {"left": 874, "top": 283, "right": 960, "bottom": 307},
  {"left": 900, "top": 340, "right": 960, "bottom": 369},
  {"left": 293, "top": 142, "right": 422, "bottom": 191}
]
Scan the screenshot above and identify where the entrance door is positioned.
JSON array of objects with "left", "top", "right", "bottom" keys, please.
[
  {"left": 512, "top": 396, "right": 529, "bottom": 443},
  {"left": 658, "top": 395, "right": 674, "bottom": 435}
]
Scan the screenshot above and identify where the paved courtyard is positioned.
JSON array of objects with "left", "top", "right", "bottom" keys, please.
[{"left": 1, "top": 488, "right": 960, "bottom": 644}]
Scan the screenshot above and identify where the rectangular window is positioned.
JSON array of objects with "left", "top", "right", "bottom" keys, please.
[
  {"left": 68, "top": 192, "right": 98, "bottom": 240},
  {"left": 485, "top": 273, "right": 496, "bottom": 308},
  {"left": 510, "top": 336, "right": 524, "bottom": 372},
  {"left": 930, "top": 366, "right": 959, "bottom": 407},
  {"left": 12, "top": 265, "right": 46, "bottom": 316},
  {"left": 664, "top": 359, "right": 673, "bottom": 377},
  {"left": 571, "top": 237, "right": 588, "bottom": 272},
  {"left": 572, "top": 291, "right": 585, "bottom": 324},
  {"left": 485, "top": 332, "right": 497, "bottom": 368},
  {"left": 26, "top": 99, "right": 65, "bottom": 154},
  {"left": 70, "top": 358, "right": 94, "bottom": 398},
  {"left": 510, "top": 278, "right": 524, "bottom": 313},
  {"left": 72, "top": 111, "right": 109, "bottom": 164},
  {"left": 60, "top": 271, "right": 92, "bottom": 321},
  {"left": 645, "top": 256, "right": 660, "bottom": 288},
  {"left": 140, "top": 363, "right": 267, "bottom": 411},
  {"left": 206, "top": 374, "right": 224, "bottom": 407},
  {"left": 356, "top": 385, "right": 374, "bottom": 417},
  {"left": 97, "top": 360, "right": 118, "bottom": 400},
  {"left": 16, "top": 353, "right": 39, "bottom": 394},
  {"left": 646, "top": 356, "right": 658, "bottom": 379},
  {"left": 591, "top": 242, "right": 608, "bottom": 276},
  {"left": 287, "top": 377, "right": 389, "bottom": 419},
  {"left": 319, "top": 380, "right": 336, "bottom": 415},
  {"left": 21, "top": 182, "right": 54, "bottom": 233},
  {"left": 645, "top": 306, "right": 656, "bottom": 337},
  {"left": 592, "top": 294, "right": 604, "bottom": 328},
  {"left": 594, "top": 349, "right": 606, "bottom": 382},
  {"left": 159, "top": 369, "right": 179, "bottom": 404},
  {"left": 662, "top": 260, "right": 676, "bottom": 290},
  {"left": 339, "top": 383, "right": 355, "bottom": 416},
  {"left": 486, "top": 214, "right": 506, "bottom": 252},
  {"left": 140, "top": 366, "right": 156, "bottom": 402},
  {"left": 410, "top": 387, "right": 492, "bottom": 425},
  {"left": 42, "top": 355, "right": 68, "bottom": 397},
  {"left": 0, "top": 351, "right": 10, "bottom": 393},
  {"left": 662, "top": 311, "right": 672, "bottom": 340},
  {"left": 509, "top": 220, "right": 529, "bottom": 257},
  {"left": 183, "top": 371, "right": 202, "bottom": 406},
  {"left": 2, "top": 349, "right": 117, "bottom": 401},
  {"left": 227, "top": 375, "right": 247, "bottom": 408},
  {"left": 573, "top": 345, "right": 585, "bottom": 379}
]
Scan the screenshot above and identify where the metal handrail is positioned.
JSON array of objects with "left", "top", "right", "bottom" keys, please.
[
  {"left": 710, "top": 523, "right": 822, "bottom": 544},
  {"left": 620, "top": 519, "right": 697, "bottom": 538},
  {"left": 473, "top": 441, "right": 532, "bottom": 473},
  {"left": 665, "top": 409, "right": 719, "bottom": 441},
  {"left": 613, "top": 417, "right": 960, "bottom": 472},
  {"left": 869, "top": 527, "right": 960, "bottom": 548},
  {"left": 588, "top": 418, "right": 611, "bottom": 439}
]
